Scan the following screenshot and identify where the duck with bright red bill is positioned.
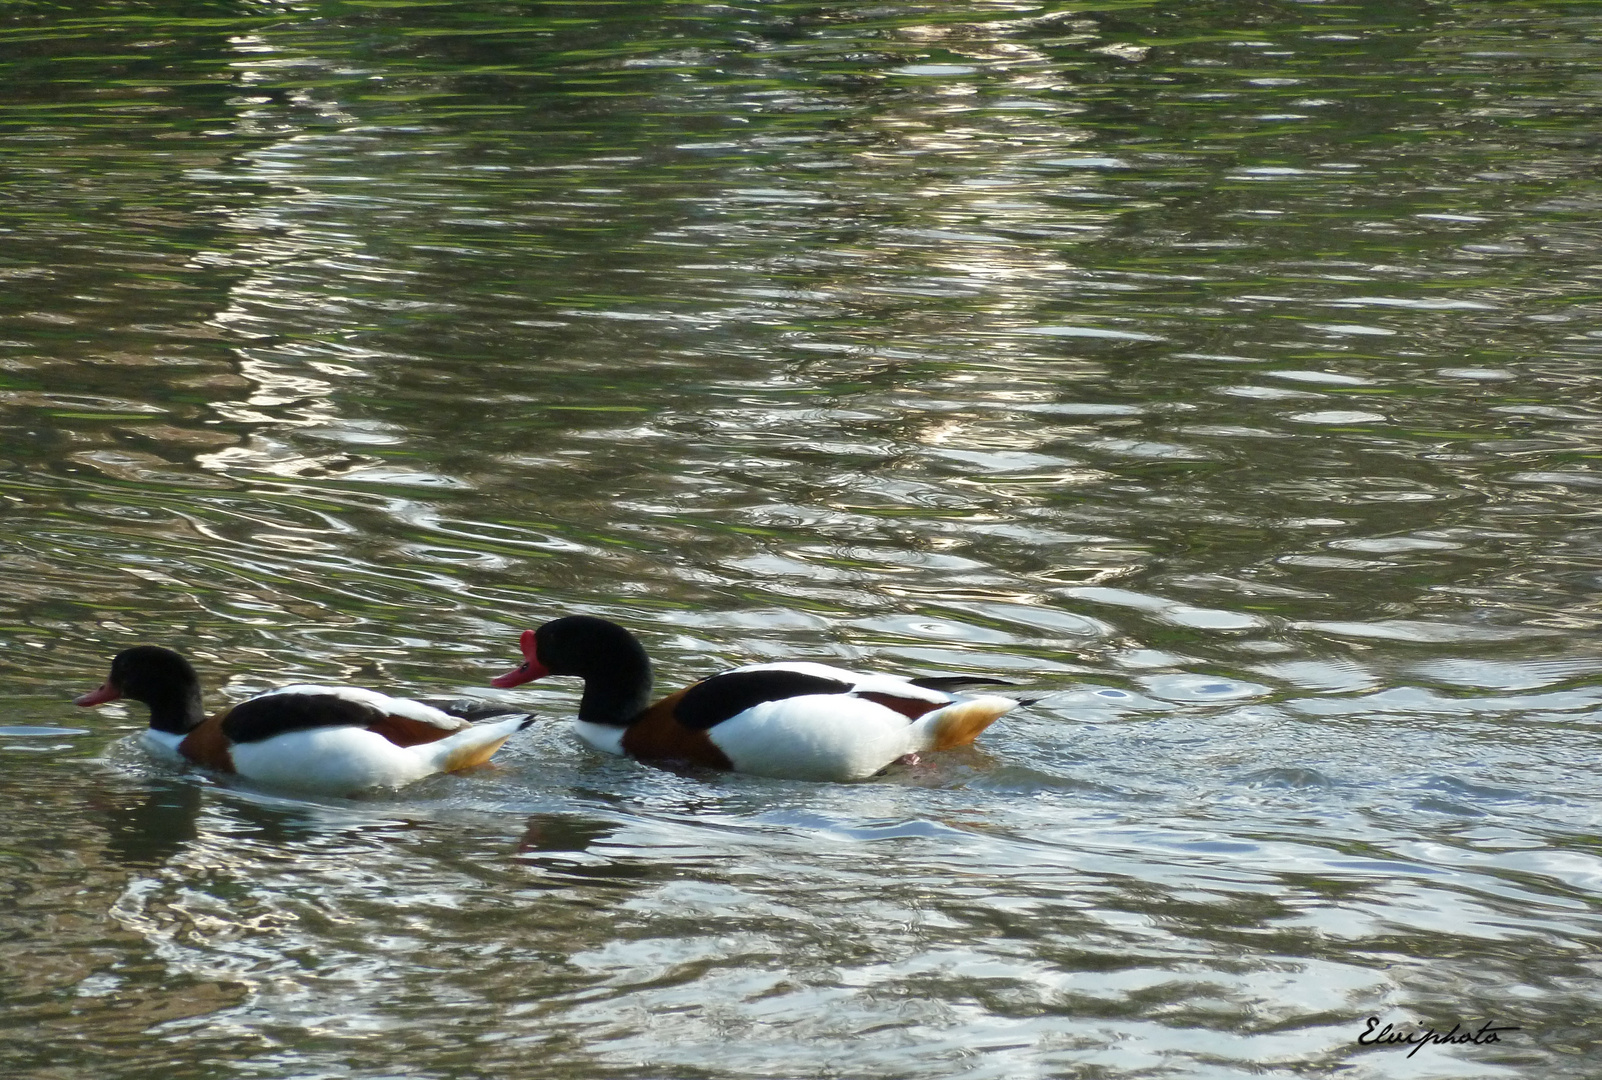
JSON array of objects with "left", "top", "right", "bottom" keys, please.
[{"left": 490, "top": 615, "right": 1021, "bottom": 781}]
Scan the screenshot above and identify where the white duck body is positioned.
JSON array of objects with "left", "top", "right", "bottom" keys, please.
[
  {"left": 78, "top": 648, "right": 531, "bottom": 797},
  {"left": 697, "top": 663, "right": 1016, "bottom": 781},
  {"left": 558, "top": 657, "right": 1016, "bottom": 782}
]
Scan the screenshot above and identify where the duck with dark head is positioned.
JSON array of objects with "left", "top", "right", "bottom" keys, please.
[
  {"left": 78, "top": 645, "right": 531, "bottom": 795},
  {"left": 491, "top": 615, "right": 1020, "bottom": 781}
]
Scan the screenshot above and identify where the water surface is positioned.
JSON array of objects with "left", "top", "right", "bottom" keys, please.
[{"left": 3, "top": 1, "right": 1601, "bottom": 1076}]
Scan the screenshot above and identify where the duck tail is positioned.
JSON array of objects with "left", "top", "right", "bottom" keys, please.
[
  {"left": 424, "top": 714, "right": 534, "bottom": 773},
  {"left": 914, "top": 696, "right": 1015, "bottom": 751}
]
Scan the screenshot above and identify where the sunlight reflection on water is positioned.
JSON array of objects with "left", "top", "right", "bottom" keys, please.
[{"left": 3, "top": 0, "right": 1602, "bottom": 1076}]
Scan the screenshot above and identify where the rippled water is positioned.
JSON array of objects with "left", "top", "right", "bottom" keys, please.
[{"left": 4, "top": 1, "right": 1602, "bottom": 1076}]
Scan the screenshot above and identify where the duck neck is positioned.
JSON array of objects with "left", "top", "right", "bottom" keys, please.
[
  {"left": 576, "top": 654, "right": 653, "bottom": 727},
  {"left": 145, "top": 686, "right": 207, "bottom": 736}
]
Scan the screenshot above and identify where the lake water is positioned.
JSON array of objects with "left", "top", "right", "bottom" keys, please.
[{"left": 3, "top": 1, "right": 1601, "bottom": 1076}]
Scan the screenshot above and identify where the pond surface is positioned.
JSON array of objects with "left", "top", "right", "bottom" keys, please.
[{"left": 3, "top": 1, "right": 1601, "bottom": 1076}]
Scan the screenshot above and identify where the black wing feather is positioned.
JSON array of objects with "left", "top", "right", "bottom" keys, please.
[
  {"left": 419, "top": 697, "right": 531, "bottom": 722},
  {"left": 674, "top": 669, "right": 853, "bottom": 731},
  {"left": 221, "top": 693, "right": 388, "bottom": 745},
  {"left": 908, "top": 675, "right": 1015, "bottom": 692}
]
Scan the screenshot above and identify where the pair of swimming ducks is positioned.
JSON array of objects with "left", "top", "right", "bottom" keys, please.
[{"left": 76, "top": 615, "right": 1023, "bottom": 794}]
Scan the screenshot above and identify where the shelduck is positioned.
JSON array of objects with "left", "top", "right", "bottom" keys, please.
[
  {"left": 77, "top": 645, "right": 531, "bottom": 795},
  {"left": 490, "top": 615, "right": 1019, "bottom": 781}
]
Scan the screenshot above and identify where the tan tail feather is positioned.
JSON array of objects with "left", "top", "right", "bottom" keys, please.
[
  {"left": 433, "top": 715, "right": 531, "bottom": 772},
  {"left": 926, "top": 698, "right": 1013, "bottom": 751},
  {"left": 441, "top": 733, "right": 514, "bottom": 772}
]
